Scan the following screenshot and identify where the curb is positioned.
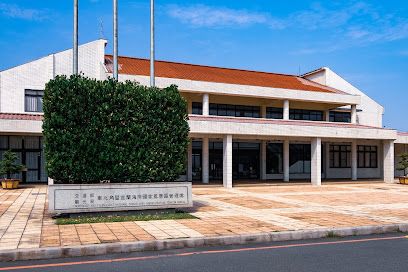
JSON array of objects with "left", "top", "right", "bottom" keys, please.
[{"left": 1, "top": 223, "right": 407, "bottom": 262}]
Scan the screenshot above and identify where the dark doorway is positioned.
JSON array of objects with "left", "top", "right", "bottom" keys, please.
[
  {"left": 233, "top": 142, "right": 260, "bottom": 180},
  {"left": 192, "top": 141, "right": 202, "bottom": 181},
  {"left": 209, "top": 141, "right": 223, "bottom": 180}
]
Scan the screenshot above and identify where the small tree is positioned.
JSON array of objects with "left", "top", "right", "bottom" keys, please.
[
  {"left": 397, "top": 153, "right": 408, "bottom": 177},
  {"left": 0, "top": 150, "right": 25, "bottom": 179}
]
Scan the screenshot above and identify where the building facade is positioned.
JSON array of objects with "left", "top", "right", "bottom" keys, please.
[{"left": 0, "top": 39, "right": 407, "bottom": 187}]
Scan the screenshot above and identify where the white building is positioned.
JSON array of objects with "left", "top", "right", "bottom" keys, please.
[{"left": 0, "top": 39, "right": 407, "bottom": 187}]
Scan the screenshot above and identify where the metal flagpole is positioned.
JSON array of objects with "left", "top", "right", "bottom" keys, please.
[
  {"left": 150, "top": 0, "right": 155, "bottom": 87},
  {"left": 113, "top": 0, "right": 118, "bottom": 80},
  {"left": 73, "top": 0, "right": 78, "bottom": 74}
]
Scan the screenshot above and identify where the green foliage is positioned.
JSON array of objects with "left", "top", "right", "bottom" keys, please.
[
  {"left": 55, "top": 211, "right": 196, "bottom": 225},
  {"left": 43, "top": 75, "right": 189, "bottom": 184},
  {"left": 0, "top": 150, "right": 25, "bottom": 178},
  {"left": 397, "top": 153, "right": 408, "bottom": 176}
]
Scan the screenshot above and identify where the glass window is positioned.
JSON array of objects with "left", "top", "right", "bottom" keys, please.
[
  {"left": 289, "top": 109, "right": 323, "bottom": 121},
  {"left": 289, "top": 144, "right": 311, "bottom": 174},
  {"left": 330, "top": 144, "right": 351, "bottom": 168},
  {"left": 209, "top": 103, "right": 260, "bottom": 118},
  {"left": 266, "top": 143, "right": 283, "bottom": 174},
  {"left": 25, "top": 89, "right": 44, "bottom": 112},
  {"left": 266, "top": 107, "right": 283, "bottom": 119},
  {"left": 330, "top": 111, "right": 351, "bottom": 123},
  {"left": 358, "top": 145, "right": 377, "bottom": 168},
  {"left": 192, "top": 102, "right": 202, "bottom": 115},
  {"left": 0, "top": 136, "right": 46, "bottom": 182}
]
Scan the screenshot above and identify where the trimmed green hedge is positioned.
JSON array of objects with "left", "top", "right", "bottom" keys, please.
[{"left": 43, "top": 75, "right": 189, "bottom": 184}]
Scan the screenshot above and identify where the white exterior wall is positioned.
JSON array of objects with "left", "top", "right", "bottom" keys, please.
[
  {"left": 0, "top": 40, "right": 107, "bottom": 114},
  {"left": 304, "top": 68, "right": 384, "bottom": 128}
]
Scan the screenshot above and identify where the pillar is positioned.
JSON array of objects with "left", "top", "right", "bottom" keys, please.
[
  {"left": 383, "top": 140, "right": 395, "bottom": 183},
  {"left": 325, "top": 110, "right": 330, "bottom": 122},
  {"left": 283, "top": 100, "right": 290, "bottom": 120},
  {"left": 223, "top": 135, "right": 233, "bottom": 188},
  {"left": 202, "top": 137, "right": 209, "bottom": 184},
  {"left": 202, "top": 94, "right": 209, "bottom": 116},
  {"left": 261, "top": 141, "right": 267, "bottom": 180},
  {"left": 311, "top": 137, "right": 322, "bottom": 186},
  {"left": 261, "top": 105, "right": 267, "bottom": 118},
  {"left": 351, "top": 140, "right": 358, "bottom": 181},
  {"left": 283, "top": 139, "right": 290, "bottom": 182},
  {"left": 187, "top": 140, "right": 193, "bottom": 181},
  {"left": 351, "top": 105, "right": 357, "bottom": 124},
  {"left": 187, "top": 100, "right": 192, "bottom": 115}
]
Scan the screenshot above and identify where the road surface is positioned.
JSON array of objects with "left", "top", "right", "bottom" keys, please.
[{"left": 1, "top": 233, "right": 407, "bottom": 272}]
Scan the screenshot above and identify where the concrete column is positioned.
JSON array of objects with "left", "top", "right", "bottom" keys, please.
[
  {"left": 261, "top": 141, "right": 267, "bottom": 180},
  {"left": 351, "top": 140, "right": 358, "bottom": 181},
  {"left": 187, "top": 140, "right": 193, "bottom": 181},
  {"left": 383, "top": 140, "right": 395, "bottom": 183},
  {"left": 311, "top": 138, "right": 322, "bottom": 186},
  {"left": 283, "top": 100, "right": 290, "bottom": 120},
  {"left": 187, "top": 100, "right": 192, "bottom": 115},
  {"left": 261, "top": 105, "right": 267, "bottom": 118},
  {"left": 283, "top": 139, "right": 290, "bottom": 182},
  {"left": 351, "top": 105, "right": 357, "bottom": 124},
  {"left": 202, "top": 94, "right": 209, "bottom": 116},
  {"left": 325, "top": 110, "right": 330, "bottom": 122},
  {"left": 223, "top": 135, "right": 233, "bottom": 188},
  {"left": 202, "top": 137, "right": 209, "bottom": 184}
]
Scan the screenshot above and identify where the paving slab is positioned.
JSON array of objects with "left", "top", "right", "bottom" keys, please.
[{"left": 1, "top": 182, "right": 408, "bottom": 260}]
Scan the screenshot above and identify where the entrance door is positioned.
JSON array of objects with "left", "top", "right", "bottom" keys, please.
[
  {"left": 209, "top": 141, "right": 223, "bottom": 180},
  {"left": 192, "top": 141, "right": 202, "bottom": 181},
  {"left": 233, "top": 142, "right": 260, "bottom": 180}
]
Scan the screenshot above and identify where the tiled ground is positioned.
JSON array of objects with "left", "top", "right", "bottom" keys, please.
[{"left": 1, "top": 181, "right": 408, "bottom": 251}]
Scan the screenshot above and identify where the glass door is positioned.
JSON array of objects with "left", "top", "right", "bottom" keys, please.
[
  {"left": 209, "top": 142, "right": 223, "bottom": 180},
  {"left": 233, "top": 142, "right": 260, "bottom": 180}
]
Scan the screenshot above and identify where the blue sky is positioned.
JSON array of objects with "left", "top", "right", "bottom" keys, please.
[{"left": 0, "top": 0, "right": 407, "bottom": 131}]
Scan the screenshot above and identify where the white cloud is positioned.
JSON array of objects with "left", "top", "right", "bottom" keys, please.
[
  {"left": 167, "top": 2, "right": 408, "bottom": 54},
  {"left": 166, "top": 4, "right": 284, "bottom": 28},
  {"left": 0, "top": 3, "right": 48, "bottom": 20}
]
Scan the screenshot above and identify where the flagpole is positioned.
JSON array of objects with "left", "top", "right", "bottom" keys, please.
[
  {"left": 113, "top": 0, "right": 118, "bottom": 80},
  {"left": 73, "top": 0, "right": 78, "bottom": 75},
  {"left": 150, "top": 0, "right": 155, "bottom": 87}
]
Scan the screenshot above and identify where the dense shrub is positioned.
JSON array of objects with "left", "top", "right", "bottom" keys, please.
[{"left": 43, "top": 75, "right": 189, "bottom": 184}]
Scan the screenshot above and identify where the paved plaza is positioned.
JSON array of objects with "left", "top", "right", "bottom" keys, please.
[{"left": 1, "top": 182, "right": 408, "bottom": 251}]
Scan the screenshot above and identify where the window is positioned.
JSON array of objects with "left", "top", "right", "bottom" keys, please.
[
  {"left": 266, "top": 143, "right": 283, "bottom": 174},
  {"left": 330, "top": 111, "right": 351, "bottom": 123},
  {"left": 289, "top": 144, "right": 311, "bottom": 174},
  {"left": 358, "top": 145, "right": 378, "bottom": 168},
  {"left": 192, "top": 102, "right": 202, "bottom": 115},
  {"left": 289, "top": 109, "right": 323, "bottom": 121},
  {"left": 0, "top": 136, "right": 46, "bottom": 182},
  {"left": 266, "top": 107, "right": 283, "bottom": 119},
  {"left": 25, "top": 89, "right": 44, "bottom": 112},
  {"left": 330, "top": 145, "right": 351, "bottom": 168},
  {"left": 209, "top": 103, "right": 260, "bottom": 118}
]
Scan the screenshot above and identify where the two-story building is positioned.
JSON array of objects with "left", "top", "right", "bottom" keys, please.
[{"left": 0, "top": 39, "right": 407, "bottom": 187}]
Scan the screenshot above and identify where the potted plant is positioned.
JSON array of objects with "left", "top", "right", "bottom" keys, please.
[
  {"left": 0, "top": 150, "right": 25, "bottom": 189},
  {"left": 397, "top": 153, "right": 408, "bottom": 185}
]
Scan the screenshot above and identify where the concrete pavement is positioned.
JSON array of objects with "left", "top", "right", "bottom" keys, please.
[{"left": 2, "top": 182, "right": 408, "bottom": 260}]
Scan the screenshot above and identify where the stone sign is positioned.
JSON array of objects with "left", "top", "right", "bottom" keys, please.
[{"left": 48, "top": 182, "right": 192, "bottom": 213}]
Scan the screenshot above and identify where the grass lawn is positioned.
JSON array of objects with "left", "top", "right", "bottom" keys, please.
[{"left": 56, "top": 211, "right": 196, "bottom": 225}]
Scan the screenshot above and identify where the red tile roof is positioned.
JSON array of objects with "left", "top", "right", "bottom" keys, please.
[
  {"left": 105, "top": 55, "right": 346, "bottom": 94},
  {"left": 189, "top": 115, "right": 394, "bottom": 130},
  {"left": 0, "top": 113, "right": 43, "bottom": 121}
]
